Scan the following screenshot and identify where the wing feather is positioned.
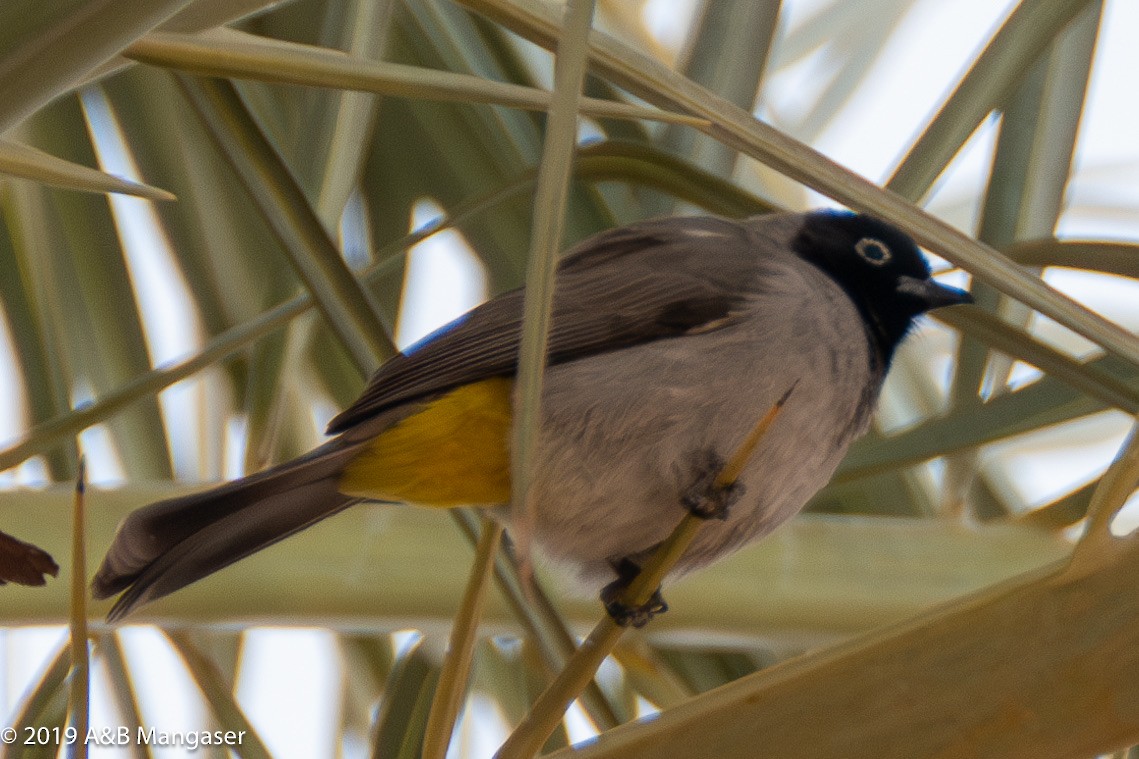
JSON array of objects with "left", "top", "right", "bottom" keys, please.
[{"left": 327, "top": 215, "right": 772, "bottom": 433}]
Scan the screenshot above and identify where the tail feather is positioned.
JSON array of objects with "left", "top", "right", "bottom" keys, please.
[{"left": 93, "top": 440, "right": 363, "bottom": 621}]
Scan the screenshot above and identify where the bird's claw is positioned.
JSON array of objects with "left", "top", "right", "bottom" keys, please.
[
  {"left": 600, "top": 558, "right": 668, "bottom": 628},
  {"left": 680, "top": 449, "right": 743, "bottom": 520}
]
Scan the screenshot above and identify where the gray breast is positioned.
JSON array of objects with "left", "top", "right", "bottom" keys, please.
[{"left": 527, "top": 254, "right": 881, "bottom": 591}]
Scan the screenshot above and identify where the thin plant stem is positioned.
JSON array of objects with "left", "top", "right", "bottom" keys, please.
[
  {"left": 68, "top": 456, "right": 89, "bottom": 759},
  {"left": 422, "top": 517, "right": 505, "bottom": 759},
  {"left": 511, "top": 0, "right": 598, "bottom": 573},
  {"left": 1069, "top": 418, "right": 1139, "bottom": 576},
  {"left": 495, "top": 386, "right": 796, "bottom": 758},
  {"left": 449, "top": 510, "right": 621, "bottom": 730}
]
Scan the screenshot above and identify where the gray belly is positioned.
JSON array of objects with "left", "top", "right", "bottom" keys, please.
[{"left": 526, "top": 286, "right": 879, "bottom": 591}]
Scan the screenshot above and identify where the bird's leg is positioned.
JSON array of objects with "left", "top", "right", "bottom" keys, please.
[
  {"left": 680, "top": 448, "right": 745, "bottom": 520},
  {"left": 601, "top": 557, "right": 668, "bottom": 628},
  {"left": 601, "top": 449, "right": 745, "bottom": 627}
]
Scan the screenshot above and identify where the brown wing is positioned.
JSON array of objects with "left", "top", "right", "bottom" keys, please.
[{"left": 326, "top": 215, "right": 771, "bottom": 434}]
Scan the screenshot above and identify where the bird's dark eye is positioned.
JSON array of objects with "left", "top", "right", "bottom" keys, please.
[{"left": 855, "top": 237, "right": 892, "bottom": 266}]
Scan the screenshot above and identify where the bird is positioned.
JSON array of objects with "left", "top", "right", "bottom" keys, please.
[{"left": 92, "top": 209, "right": 971, "bottom": 624}]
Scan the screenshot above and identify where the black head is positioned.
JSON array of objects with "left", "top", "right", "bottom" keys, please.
[{"left": 792, "top": 209, "right": 972, "bottom": 364}]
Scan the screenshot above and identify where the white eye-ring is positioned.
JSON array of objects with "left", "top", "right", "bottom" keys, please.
[{"left": 855, "top": 237, "right": 892, "bottom": 266}]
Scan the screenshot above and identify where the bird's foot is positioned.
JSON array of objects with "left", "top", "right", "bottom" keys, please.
[
  {"left": 680, "top": 449, "right": 744, "bottom": 520},
  {"left": 600, "top": 558, "right": 668, "bottom": 628}
]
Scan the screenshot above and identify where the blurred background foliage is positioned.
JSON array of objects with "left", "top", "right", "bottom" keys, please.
[{"left": 1, "top": 0, "right": 1139, "bottom": 756}]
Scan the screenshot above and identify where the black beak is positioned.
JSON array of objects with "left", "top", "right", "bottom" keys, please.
[{"left": 896, "top": 276, "right": 973, "bottom": 311}]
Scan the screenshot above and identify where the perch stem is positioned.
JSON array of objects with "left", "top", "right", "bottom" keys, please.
[{"left": 495, "top": 385, "right": 796, "bottom": 758}]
